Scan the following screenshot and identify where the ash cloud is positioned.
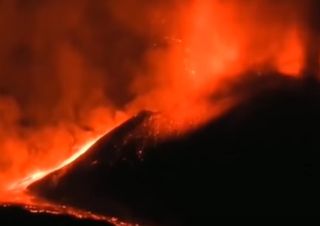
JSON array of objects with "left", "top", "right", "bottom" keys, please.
[{"left": 0, "top": 0, "right": 319, "bottom": 193}]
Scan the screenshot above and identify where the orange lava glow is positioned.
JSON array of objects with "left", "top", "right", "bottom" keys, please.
[
  {"left": 0, "top": 118, "right": 126, "bottom": 202},
  {"left": 129, "top": 0, "right": 316, "bottom": 135},
  {"left": 275, "top": 28, "right": 305, "bottom": 76},
  {"left": 1, "top": 202, "right": 137, "bottom": 226},
  {"left": 0, "top": 0, "right": 319, "bottom": 223},
  {"left": 7, "top": 135, "right": 105, "bottom": 191},
  {"left": 0, "top": 126, "right": 133, "bottom": 225}
]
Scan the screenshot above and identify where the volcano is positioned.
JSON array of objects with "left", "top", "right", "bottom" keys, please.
[
  {"left": 1, "top": 0, "right": 320, "bottom": 224},
  {"left": 28, "top": 73, "right": 320, "bottom": 224}
]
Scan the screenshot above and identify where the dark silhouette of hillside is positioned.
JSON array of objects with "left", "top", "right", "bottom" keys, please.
[{"left": 30, "top": 74, "right": 320, "bottom": 224}]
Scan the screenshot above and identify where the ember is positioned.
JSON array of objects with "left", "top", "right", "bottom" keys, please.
[{"left": 0, "top": 0, "right": 319, "bottom": 224}]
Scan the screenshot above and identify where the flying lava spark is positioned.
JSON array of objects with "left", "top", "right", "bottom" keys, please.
[{"left": 0, "top": 0, "right": 319, "bottom": 224}]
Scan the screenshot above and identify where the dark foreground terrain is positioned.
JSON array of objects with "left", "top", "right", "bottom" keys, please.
[
  {"left": 0, "top": 205, "right": 113, "bottom": 226},
  {"left": 27, "top": 74, "right": 320, "bottom": 224}
]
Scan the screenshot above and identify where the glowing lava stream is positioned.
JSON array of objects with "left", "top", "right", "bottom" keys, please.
[
  {"left": 8, "top": 132, "right": 107, "bottom": 192},
  {"left": 3, "top": 121, "right": 138, "bottom": 226}
]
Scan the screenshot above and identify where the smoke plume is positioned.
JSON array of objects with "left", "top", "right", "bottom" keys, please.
[{"left": 0, "top": 0, "right": 319, "bottom": 196}]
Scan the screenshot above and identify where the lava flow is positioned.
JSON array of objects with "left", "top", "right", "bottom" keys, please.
[
  {"left": 1, "top": 121, "right": 136, "bottom": 226},
  {"left": 8, "top": 134, "right": 106, "bottom": 191},
  {"left": 0, "top": 0, "right": 319, "bottom": 224}
]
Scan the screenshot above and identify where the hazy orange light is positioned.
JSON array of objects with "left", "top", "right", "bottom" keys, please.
[{"left": 7, "top": 134, "right": 106, "bottom": 192}]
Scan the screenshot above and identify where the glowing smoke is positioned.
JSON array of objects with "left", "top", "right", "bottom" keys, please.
[{"left": 0, "top": 0, "right": 319, "bottom": 196}]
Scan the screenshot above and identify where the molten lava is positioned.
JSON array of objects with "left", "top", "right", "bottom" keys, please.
[
  {"left": 0, "top": 0, "right": 319, "bottom": 224},
  {"left": 8, "top": 135, "right": 105, "bottom": 191},
  {"left": 0, "top": 123, "right": 134, "bottom": 225}
]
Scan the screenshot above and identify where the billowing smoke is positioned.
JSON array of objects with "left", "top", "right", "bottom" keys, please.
[{"left": 0, "top": 0, "right": 319, "bottom": 196}]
